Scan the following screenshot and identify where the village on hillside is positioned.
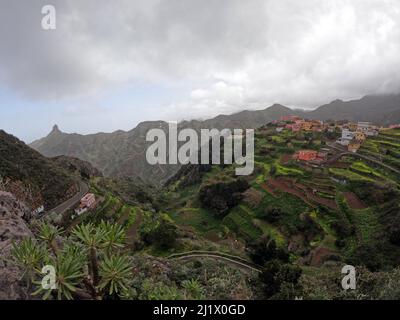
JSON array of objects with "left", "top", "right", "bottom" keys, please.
[{"left": 272, "top": 115, "right": 400, "bottom": 164}]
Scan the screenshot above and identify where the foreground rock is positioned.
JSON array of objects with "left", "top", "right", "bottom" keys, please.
[{"left": 0, "top": 191, "right": 33, "bottom": 300}]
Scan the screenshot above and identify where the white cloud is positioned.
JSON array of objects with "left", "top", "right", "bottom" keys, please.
[{"left": 0, "top": 0, "right": 399, "bottom": 119}]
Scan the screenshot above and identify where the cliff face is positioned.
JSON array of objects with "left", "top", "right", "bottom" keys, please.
[
  {"left": 0, "top": 192, "right": 33, "bottom": 300},
  {"left": 0, "top": 178, "right": 44, "bottom": 211}
]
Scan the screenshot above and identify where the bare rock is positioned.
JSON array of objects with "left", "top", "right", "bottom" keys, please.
[{"left": 0, "top": 191, "right": 33, "bottom": 300}]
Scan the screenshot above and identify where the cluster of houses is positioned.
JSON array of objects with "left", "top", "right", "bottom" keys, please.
[
  {"left": 335, "top": 121, "right": 379, "bottom": 153},
  {"left": 275, "top": 115, "right": 382, "bottom": 154},
  {"left": 273, "top": 116, "right": 388, "bottom": 167},
  {"left": 276, "top": 116, "right": 325, "bottom": 133},
  {"left": 74, "top": 193, "right": 96, "bottom": 216}
]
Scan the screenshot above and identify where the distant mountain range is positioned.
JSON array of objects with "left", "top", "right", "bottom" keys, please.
[{"left": 30, "top": 94, "right": 400, "bottom": 185}]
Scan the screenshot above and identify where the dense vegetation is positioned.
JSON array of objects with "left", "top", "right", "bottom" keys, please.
[{"left": 8, "top": 125, "right": 400, "bottom": 300}]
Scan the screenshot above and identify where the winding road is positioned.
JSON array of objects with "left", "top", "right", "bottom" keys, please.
[
  {"left": 47, "top": 180, "right": 89, "bottom": 215},
  {"left": 326, "top": 142, "right": 400, "bottom": 174},
  {"left": 168, "top": 251, "right": 262, "bottom": 273}
]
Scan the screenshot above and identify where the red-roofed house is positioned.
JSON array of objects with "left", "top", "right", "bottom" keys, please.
[
  {"left": 296, "top": 150, "right": 318, "bottom": 161},
  {"left": 81, "top": 193, "right": 96, "bottom": 208}
]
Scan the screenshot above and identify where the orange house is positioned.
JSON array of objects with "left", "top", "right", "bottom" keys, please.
[
  {"left": 348, "top": 142, "right": 361, "bottom": 153},
  {"left": 355, "top": 131, "right": 366, "bottom": 141},
  {"left": 302, "top": 122, "right": 313, "bottom": 131},
  {"left": 297, "top": 150, "right": 318, "bottom": 161}
]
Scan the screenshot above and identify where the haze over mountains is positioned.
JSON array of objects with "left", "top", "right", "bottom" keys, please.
[{"left": 30, "top": 94, "right": 400, "bottom": 185}]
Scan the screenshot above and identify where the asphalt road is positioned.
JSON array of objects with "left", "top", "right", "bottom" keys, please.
[
  {"left": 47, "top": 181, "right": 89, "bottom": 215},
  {"left": 327, "top": 142, "right": 400, "bottom": 174}
]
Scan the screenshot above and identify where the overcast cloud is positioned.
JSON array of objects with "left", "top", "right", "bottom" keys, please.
[{"left": 1, "top": 0, "right": 400, "bottom": 137}]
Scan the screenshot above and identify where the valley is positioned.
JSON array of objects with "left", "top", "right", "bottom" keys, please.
[{"left": 3, "top": 112, "right": 400, "bottom": 300}]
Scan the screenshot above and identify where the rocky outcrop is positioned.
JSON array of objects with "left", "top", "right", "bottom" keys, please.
[
  {"left": 0, "top": 178, "right": 44, "bottom": 212},
  {"left": 0, "top": 191, "right": 33, "bottom": 300},
  {"left": 52, "top": 155, "right": 103, "bottom": 179}
]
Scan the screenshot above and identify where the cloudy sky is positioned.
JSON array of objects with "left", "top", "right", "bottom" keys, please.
[{"left": 0, "top": 0, "right": 400, "bottom": 142}]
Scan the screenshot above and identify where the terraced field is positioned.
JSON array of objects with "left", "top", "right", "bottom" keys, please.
[{"left": 143, "top": 125, "right": 400, "bottom": 273}]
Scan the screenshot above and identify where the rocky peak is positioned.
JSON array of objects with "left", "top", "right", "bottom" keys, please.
[{"left": 51, "top": 124, "right": 61, "bottom": 134}]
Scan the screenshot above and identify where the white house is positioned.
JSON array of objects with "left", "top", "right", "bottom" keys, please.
[
  {"left": 336, "top": 129, "right": 355, "bottom": 146},
  {"left": 357, "top": 122, "right": 378, "bottom": 136},
  {"left": 32, "top": 205, "right": 45, "bottom": 216},
  {"left": 336, "top": 138, "right": 351, "bottom": 146},
  {"left": 342, "top": 129, "right": 355, "bottom": 140},
  {"left": 74, "top": 206, "right": 88, "bottom": 216}
]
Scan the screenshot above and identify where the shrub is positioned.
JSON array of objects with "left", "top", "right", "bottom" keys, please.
[
  {"left": 140, "top": 217, "right": 178, "bottom": 250},
  {"left": 247, "top": 236, "right": 289, "bottom": 266},
  {"left": 259, "top": 259, "right": 302, "bottom": 299},
  {"left": 199, "top": 178, "right": 249, "bottom": 217},
  {"left": 261, "top": 207, "right": 282, "bottom": 223}
]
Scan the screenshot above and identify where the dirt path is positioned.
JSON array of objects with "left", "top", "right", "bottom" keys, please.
[
  {"left": 260, "top": 183, "right": 278, "bottom": 197},
  {"left": 343, "top": 192, "right": 367, "bottom": 210},
  {"left": 125, "top": 209, "right": 143, "bottom": 248},
  {"left": 117, "top": 206, "right": 131, "bottom": 225},
  {"left": 280, "top": 154, "right": 292, "bottom": 165}
]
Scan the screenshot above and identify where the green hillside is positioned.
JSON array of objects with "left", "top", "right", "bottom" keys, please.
[
  {"left": 0, "top": 130, "right": 77, "bottom": 208},
  {"left": 8, "top": 125, "right": 400, "bottom": 300}
]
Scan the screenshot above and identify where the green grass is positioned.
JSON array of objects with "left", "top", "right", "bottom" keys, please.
[
  {"left": 169, "top": 207, "right": 223, "bottom": 235},
  {"left": 329, "top": 168, "right": 375, "bottom": 182},
  {"left": 126, "top": 207, "right": 138, "bottom": 228},
  {"left": 350, "top": 161, "right": 384, "bottom": 179},
  {"left": 351, "top": 208, "right": 382, "bottom": 245},
  {"left": 252, "top": 218, "right": 286, "bottom": 246},
  {"left": 276, "top": 163, "right": 304, "bottom": 176},
  {"left": 223, "top": 206, "right": 263, "bottom": 241},
  {"left": 251, "top": 189, "right": 310, "bottom": 235}
]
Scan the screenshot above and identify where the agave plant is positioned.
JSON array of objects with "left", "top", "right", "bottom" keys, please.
[
  {"left": 12, "top": 238, "right": 46, "bottom": 289},
  {"left": 99, "top": 221, "right": 126, "bottom": 253},
  {"left": 72, "top": 223, "right": 106, "bottom": 286},
  {"left": 13, "top": 220, "right": 134, "bottom": 300},
  {"left": 182, "top": 279, "right": 204, "bottom": 300},
  {"left": 34, "top": 244, "right": 86, "bottom": 300},
  {"left": 98, "top": 254, "right": 132, "bottom": 297},
  {"left": 36, "top": 222, "right": 63, "bottom": 256}
]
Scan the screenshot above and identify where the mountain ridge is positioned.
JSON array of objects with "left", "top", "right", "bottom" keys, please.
[{"left": 29, "top": 94, "right": 400, "bottom": 184}]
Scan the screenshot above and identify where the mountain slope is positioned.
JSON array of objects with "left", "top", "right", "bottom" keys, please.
[
  {"left": 0, "top": 130, "right": 78, "bottom": 209},
  {"left": 306, "top": 94, "right": 400, "bottom": 123},
  {"left": 28, "top": 104, "right": 296, "bottom": 184}
]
